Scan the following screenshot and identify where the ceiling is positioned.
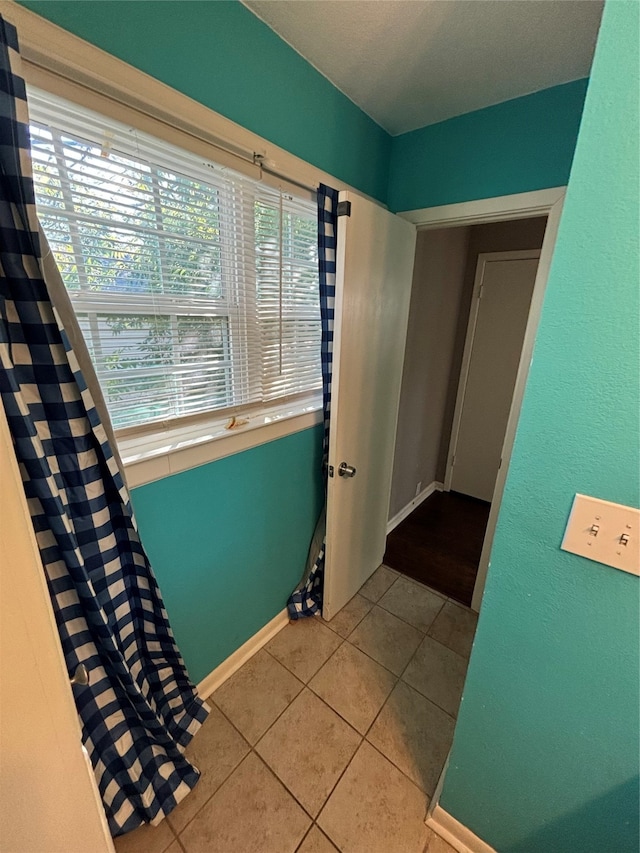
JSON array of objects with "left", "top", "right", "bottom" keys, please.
[{"left": 243, "top": 0, "right": 603, "bottom": 136}]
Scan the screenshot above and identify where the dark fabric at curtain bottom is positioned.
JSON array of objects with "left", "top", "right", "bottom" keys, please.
[{"left": 287, "top": 184, "right": 338, "bottom": 619}]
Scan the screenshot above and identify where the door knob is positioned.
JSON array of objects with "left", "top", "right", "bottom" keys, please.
[
  {"left": 338, "top": 461, "right": 356, "bottom": 478},
  {"left": 69, "top": 664, "right": 90, "bottom": 687}
]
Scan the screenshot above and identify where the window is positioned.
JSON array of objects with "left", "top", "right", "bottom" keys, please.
[{"left": 28, "top": 91, "right": 321, "bottom": 432}]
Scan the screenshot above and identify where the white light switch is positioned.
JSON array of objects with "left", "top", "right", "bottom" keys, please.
[{"left": 561, "top": 494, "right": 639, "bottom": 576}]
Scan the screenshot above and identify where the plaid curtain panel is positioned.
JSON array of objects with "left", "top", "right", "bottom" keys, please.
[
  {"left": 0, "top": 15, "right": 207, "bottom": 835},
  {"left": 287, "top": 183, "right": 338, "bottom": 619}
]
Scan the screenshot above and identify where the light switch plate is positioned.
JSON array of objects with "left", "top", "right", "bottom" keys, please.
[{"left": 561, "top": 494, "right": 639, "bottom": 576}]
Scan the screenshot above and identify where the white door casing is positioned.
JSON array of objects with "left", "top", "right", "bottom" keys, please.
[
  {"left": 447, "top": 250, "right": 541, "bottom": 502},
  {"left": 400, "top": 188, "right": 565, "bottom": 612},
  {"left": 0, "top": 405, "right": 114, "bottom": 853},
  {"left": 323, "top": 192, "right": 416, "bottom": 621}
]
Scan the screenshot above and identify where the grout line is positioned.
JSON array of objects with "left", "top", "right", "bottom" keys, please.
[
  {"left": 252, "top": 684, "right": 366, "bottom": 826},
  {"left": 321, "top": 597, "right": 373, "bottom": 640},
  {"left": 250, "top": 749, "right": 317, "bottom": 824},
  {"left": 314, "top": 733, "right": 366, "bottom": 836},
  {"left": 262, "top": 636, "right": 347, "bottom": 686},
  {"left": 342, "top": 633, "right": 407, "bottom": 679},
  {"left": 362, "top": 720, "right": 446, "bottom": 802},
  {"left": 363, "top": 738, "right": 432, "bottom": 800},
  {"left": 177, "top": 629, "right": 461, "bottom": 852},
  {"left": 400, "top": 679, "right": 461, "bottom": 722},
  {"left": 306, "top": 669, "right": 389, "bottom": 738},
  {"left": 173, "top": 835, "right": 188, "bottom": 853},
  {"left": 375, "top": 592, "right": 445, "bottom": 636},
  {"left": 419, "top": 629, "right": 469, "bottom": 662},
  {"left": 295, "top": 823, "right": 315, "bottom": 852},
  {"left": 232, "top": 650, "right": 306, "bottom": 735},
  {"left": 361, "top": 680, "right": 398, "bottom": 739},
  {"left": 169, "top": 707, "right": 251, "bottom": 840},
  {"left": 280, "top": 663, "right": 450, "bottom": 837},
  {"left": 171, "top": 605, "right": 465, "bottom": 852},
  {"left": 395, "top": 572, "right": 449, "bottom": 601}
]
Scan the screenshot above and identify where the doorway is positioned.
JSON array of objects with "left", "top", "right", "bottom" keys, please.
[{"left": 384, "top": 215, "right": 549, "bottom": 607}]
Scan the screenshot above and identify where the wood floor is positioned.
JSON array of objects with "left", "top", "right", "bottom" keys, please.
[{"left": 384, "top": 490, "right": 491, "bottom": 607}]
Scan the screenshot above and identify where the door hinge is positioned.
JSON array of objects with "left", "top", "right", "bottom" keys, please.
[
  {"left": 451, "top": 454, "right": 456, "bottom": 466},
  {"left": 477, "top": 285, "right": 483, "bottom": 300},
  {"left": 337, "top": 200, "right": 352, "bottom": 217}
]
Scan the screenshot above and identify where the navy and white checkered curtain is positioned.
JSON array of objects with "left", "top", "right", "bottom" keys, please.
[
  {"left": 288, "top": 184, "right": 338, "bottom": 618},
  {"left": 0, "top": 16, "right": 207, "bottom": 836}
]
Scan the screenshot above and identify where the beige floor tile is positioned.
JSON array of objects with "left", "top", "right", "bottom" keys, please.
[
  {"left": 266, "top": 618, "right": 342, "bottom": 683},
  {"left": 212, "top": 649, "right": 303, "bottom": 744},
  {"left": 167, "top": 705, "right": 249, "bottom": 834},
  {"left": 324, "top": 593, "right": 373, "bottom": 638},
  {"left": 367, "top": 681, "right": 455, "bottom": 794},
  {"left": 402, "top": 636, "right": 467, "bottom": 717},
  {"left": 428, "top": 600, "right": 478, "bottom": 658},
  {"left": 379, "top": 576, "right": 445, "bottom": 633},
  {"left": 256, "top": 688, "right": 360, "bottom": 817},
  {"left": 359, "top": 565, "right": 397, "bottom": 602},
  {"left": 317, "top": 741, "right": 429, "bottom": 853},
  {"left": 424, "top": 828, "right": 459, "bottom": 853},
  {"left": 309, "top": 642, "right": 396, "bottom": 735},
  {"left": 180, "top": 752, "right": 310, "bottom": 853},
  {"left": 297, "top": 826, "right": 339, "bottom": 852},
  {"left": 114, "top": 818, "right": 175, "bottom": 853},
  {"left": 348, "top": 605, "right": 423, "bottom": 676}
]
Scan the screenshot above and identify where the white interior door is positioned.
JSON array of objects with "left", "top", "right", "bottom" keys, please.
[
  {"left": 448, "top": 250, "right": 540, "bottom": 502},
  {"left": 0, "top": 405, "right": 114, "bottom": 853},
  {"left": 323, "top": 192, "right": 416, "bottom": 620}
]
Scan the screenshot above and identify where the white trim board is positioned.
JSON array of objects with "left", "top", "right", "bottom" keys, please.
[
  {"left": 399, "top": 187, "right": 564, "bottom": 229},
  {"left": 426, "top": 805, "right": 497, "bottom": 853},
  {"left": 123, "top": 406, "right": 322, "bottom": 489},
  {"left": 196, "top": 608, "right": 289, "bottom": 700},
  {"left": 387, "top": 481, "right": 443, "bottom": 535}
]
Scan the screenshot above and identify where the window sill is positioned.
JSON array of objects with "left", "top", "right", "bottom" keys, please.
[{"left": 120, "top": 395, "right": 323, "bottom": 488}]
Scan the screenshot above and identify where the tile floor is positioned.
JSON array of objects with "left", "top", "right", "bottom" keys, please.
[{"left": 114, "top": 566, "right": 478, "bottom": 853}]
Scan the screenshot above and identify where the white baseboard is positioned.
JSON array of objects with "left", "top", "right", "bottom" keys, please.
[
  {"left": 426, "top": 805, "right": 496, "bottom": 853},
  {"left": 387, "top": 481, "right": 443, "bottom": 535},
  {"left": 196, "top": 607, "right": 289, "bottom": 699}
]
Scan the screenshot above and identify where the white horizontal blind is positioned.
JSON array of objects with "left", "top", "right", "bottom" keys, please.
[
  {"left": 255, "top": 188, "right": 322, "bottom": 400},
  {"left": 27, "top": 89, "right": 321, "bottom": 431}
]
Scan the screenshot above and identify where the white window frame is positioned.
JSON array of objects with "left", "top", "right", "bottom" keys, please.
[
  {"left": 8, "top": 1, "right": 386, "bottom": 485},
  {"left": 23, "top": 81, "right": 329, "bottom": 485}
]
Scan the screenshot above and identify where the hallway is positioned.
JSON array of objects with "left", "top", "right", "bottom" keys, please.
[
  {"left": 115, "top": 567, "right": 478, "bottom": 853},
  {"left": 385, "top": 491, "right": 491, "bottom": 606}
]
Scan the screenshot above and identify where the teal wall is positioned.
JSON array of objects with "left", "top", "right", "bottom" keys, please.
[
  {"left": 387, "top": 79, "right": 589, "bottom": 212},
  {"left": 440, "top": 3, "right": 639, "bottom": 852},
  {"left": 18, "top": 0, "right": 373, "bottom": 684},
  {"left": 130, "top": 426, "right": 324, "bottom": 684},
  {"left": 19, "top": 0, "right": 391, "bottom": 203}
]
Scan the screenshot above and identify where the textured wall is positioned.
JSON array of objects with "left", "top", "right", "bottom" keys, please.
[
  {"left": 388, "top": 79, "right": 589, "bottom": 213},
  {"left": 19, "top": 0, "right": 391, "bottom": 203},
  {"left": 130, "top": 426, "right": 324, "bottom": 683},
  {"left": 440, "top": 3, "right": 640, "bottom": 850},
  {"left": 389, "top": 227, "right": 470, "bottom": 518}
]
